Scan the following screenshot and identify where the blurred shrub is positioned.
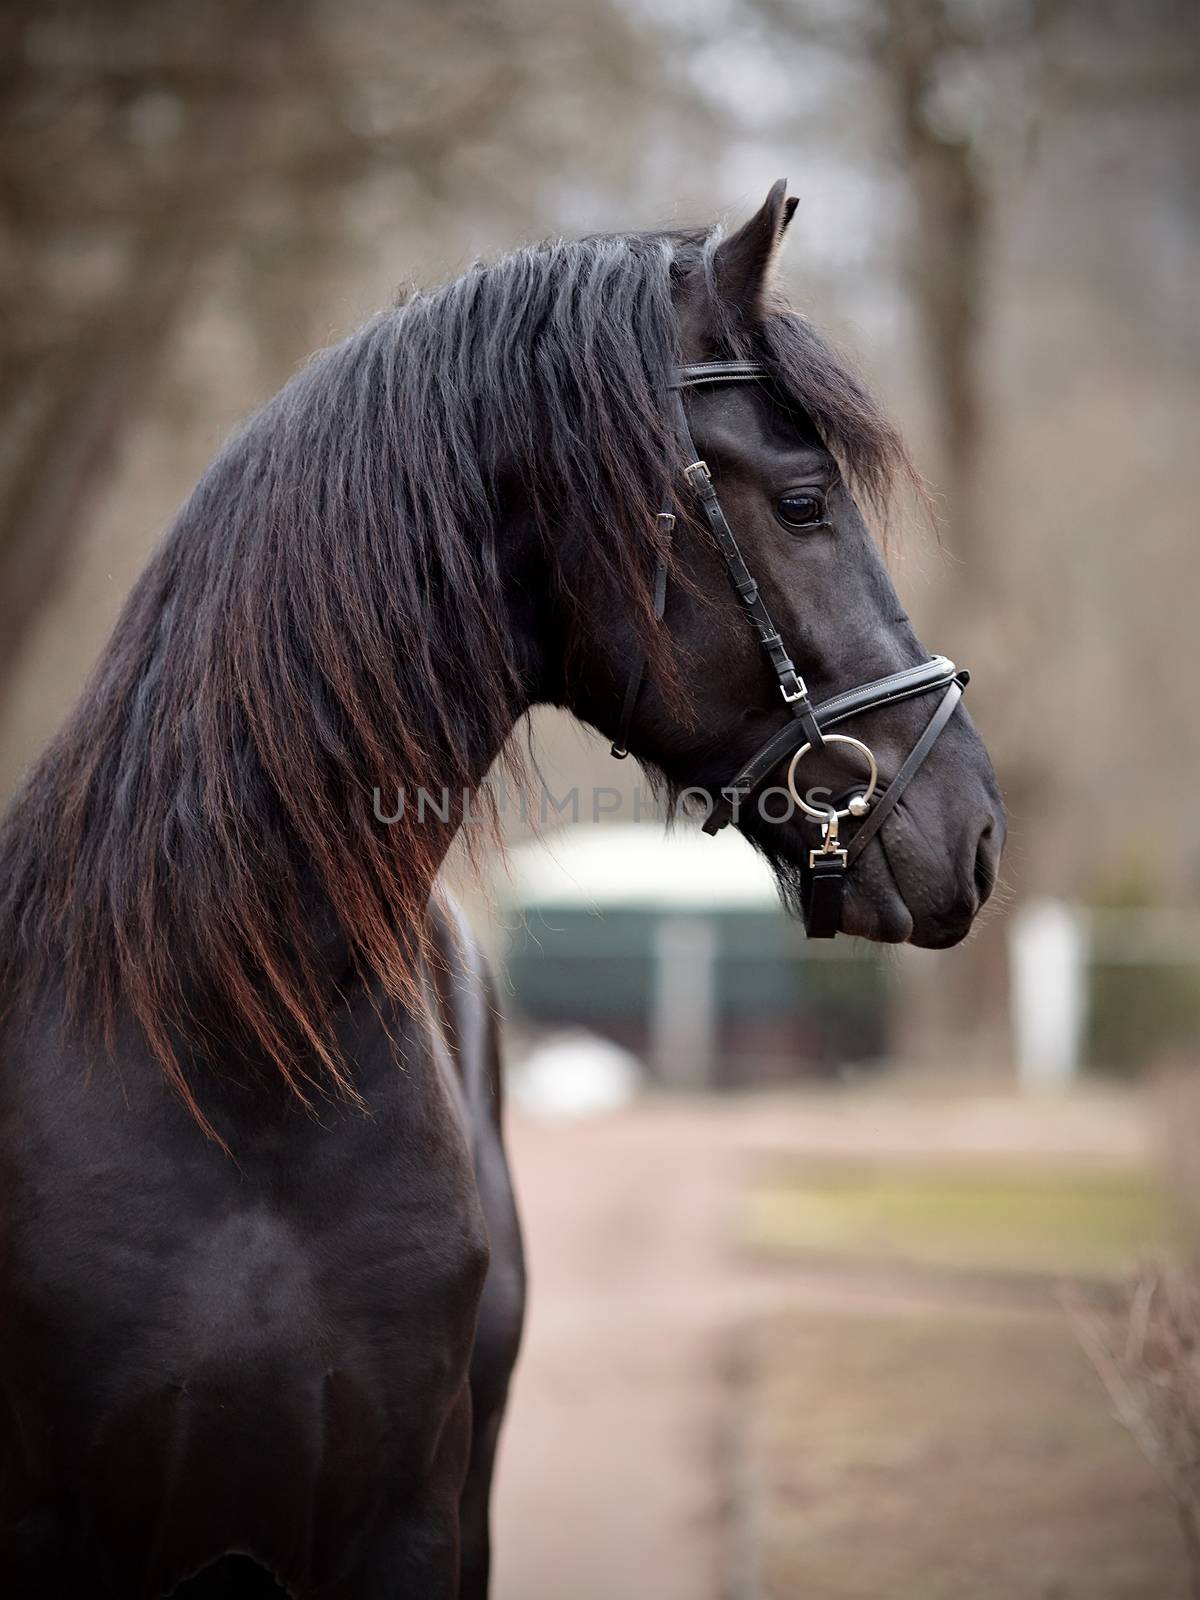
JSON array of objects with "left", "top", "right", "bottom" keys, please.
[
  {"left": 1070, "top": 1064, "right": 1200, "bottom": 1589},
  {"left": 1085, "top": 873, "right": 1200, "bottom": 1077},
  {"left": 1086, "top": 961, "right": 1200, "bottom": 1078}
]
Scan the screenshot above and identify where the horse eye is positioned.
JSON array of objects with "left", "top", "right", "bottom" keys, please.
[{"left": 776, "top": 492, "right": 826, "bottom": 530}]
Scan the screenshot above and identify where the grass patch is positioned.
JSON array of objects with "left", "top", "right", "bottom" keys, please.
[
  {"left": 740, "top": 1164, "right": 1166, "bottom": 1279},
  {"left": 743, "top": 1306, "right": 1191, "bottom": 1600}
]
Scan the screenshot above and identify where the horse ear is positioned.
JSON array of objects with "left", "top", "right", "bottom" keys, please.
[{"left": 713, "top": 179, "right": 796, "bottom": 321}]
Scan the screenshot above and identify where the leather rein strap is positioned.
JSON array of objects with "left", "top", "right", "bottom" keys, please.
[{"left": 610, "top": 358, "right": 970, "bottom": 939}]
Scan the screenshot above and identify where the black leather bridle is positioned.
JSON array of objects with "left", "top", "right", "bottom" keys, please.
[{"left": 610, "top": 359, "right": 969, "bottom": 939}]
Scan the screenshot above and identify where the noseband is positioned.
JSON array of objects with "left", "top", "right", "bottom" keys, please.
[{"left": 610, "top": 359, "right": 969, "bottom": 939}]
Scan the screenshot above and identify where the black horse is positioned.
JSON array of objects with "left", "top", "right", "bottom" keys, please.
[{"left": 0, "top": 184, "right": 1003, "bottom": 1597}]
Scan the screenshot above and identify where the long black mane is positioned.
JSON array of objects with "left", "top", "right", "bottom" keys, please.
[{"left": 0, "top": 221, "right": 910, "bottom": 1130}]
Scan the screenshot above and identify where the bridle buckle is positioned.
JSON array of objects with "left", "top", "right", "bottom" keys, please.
[{"left": 809, "top": 813, "right": 848, "bottom": 870}]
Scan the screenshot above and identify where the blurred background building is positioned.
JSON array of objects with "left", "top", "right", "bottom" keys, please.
[{"left": 3, "top": 5, "right": 1200, "bottom": 1595}]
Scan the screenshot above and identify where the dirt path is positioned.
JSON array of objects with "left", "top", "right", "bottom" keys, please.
[
  {"left": 489, "top": 1091, "right": 1147, "bottom": 1600},
  {"left": 491, "top": 1105, "right": 736, "bottom": 1600}
]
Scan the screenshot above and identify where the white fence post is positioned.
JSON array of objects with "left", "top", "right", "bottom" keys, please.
[
  {"left": 652, "top": 914, "right": 717, "bottom": 1090},
  {"left": 1010, "top": 898, "right": 1086, "bottom": 1091}
]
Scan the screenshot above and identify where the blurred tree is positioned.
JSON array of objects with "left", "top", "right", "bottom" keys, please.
[
  {"left": 0, "top": 0, "right": 711, "bottom": 718},
  {"left": 727, "top": 0, "right": 1199, "bottom": 1067},
  {"left": 0, "top": 1, "right": 308, "bottom": 686},
  {"left": 733, "top": 0, "right": 1032, "bottom": 1062},
  {"left": 876, "top": 0, "right": 1031, "bottom": 1062}
]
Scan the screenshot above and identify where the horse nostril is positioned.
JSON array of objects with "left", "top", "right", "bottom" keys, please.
[{"left": 973, "top": 820, "right": 999, "bottom": 906}]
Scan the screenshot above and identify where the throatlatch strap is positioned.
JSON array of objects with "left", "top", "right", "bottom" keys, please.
[{"left": 610, "top": 514, "right": 673, "bottom": 759}]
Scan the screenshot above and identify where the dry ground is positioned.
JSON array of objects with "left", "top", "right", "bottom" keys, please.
[
  {"left": 741, "top": 1307, "right": 1188, "bottom": 1600},
  {"left": 490, "top": 1089, "right": 1191, "bottom": 1600}
]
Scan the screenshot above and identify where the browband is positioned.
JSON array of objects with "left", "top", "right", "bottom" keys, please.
[{"left": 671, "top": 360, "right": 767, "bottom": 388}]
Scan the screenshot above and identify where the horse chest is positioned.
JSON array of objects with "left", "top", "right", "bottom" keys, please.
[{"left": 0, "top": 1015, "right": 491, "bottom": 1493}]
